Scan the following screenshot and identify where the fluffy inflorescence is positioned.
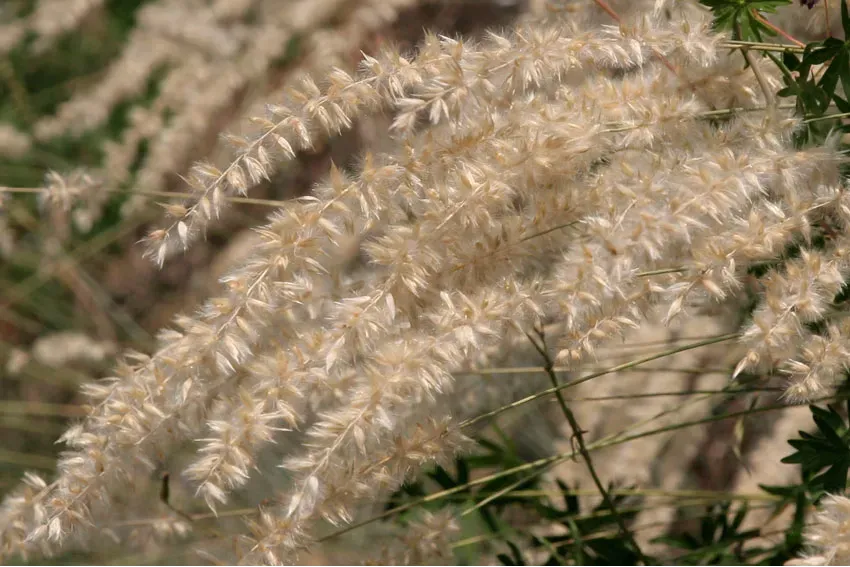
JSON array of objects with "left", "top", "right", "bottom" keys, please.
[
  {"left": 789, "top": 494, "right": 850, "bottom": 565},
  {"left": 1, "top": 0, "right": 421, "bottom": 244},
  {"left": 4, "top": 0, "right": 850, "bottom": 564}
]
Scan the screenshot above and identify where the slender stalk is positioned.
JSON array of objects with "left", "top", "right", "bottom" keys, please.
[
  {"left": 461, "top": 458, "right": 558, "bottom": 517},
  {"left": 524, "top": 326, "right": 651, "bottom": 565},
  {"left": 636, "top": 266, "right": 688, "bottom": 277},
  {"left": 826, "top": 0, "right": 833, "bottom": 38},
  {"left": 0, "top": 186, "right": 288, "bottom": 208},
  {"left": 750, "top": 9, "right": 806, "bottom": 47},
  {"left": 447, "top": 510, "right": 782, "bottom": 554},
  {"left": 112, "top": 487, "right": 779, "bottom": 529},
  {"left": 591, "top": 0, "right": 620, "bottom": 21},
  {"left": 458, "top": 333, "right": 739, "bottom": 431},
  {"left": 321, "top": 395, "right": 835, "bottom": 542},
  {"left": 804, "top": 111, "right": 850, "bottom": 123},
  {"left": 602, "top": 104, "right": 799, "bottom": 134},
  {"left": 529, "top": 387, "right": 780, "bottom": 402},
  {"left": 721, "top": 40, "right": 806, "bottom": 53},
  {"left": 736, "top": 23, "right": 775, "bottom": 107}
]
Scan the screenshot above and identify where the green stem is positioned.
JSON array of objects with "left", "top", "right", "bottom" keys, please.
[
  {"left": 320, "top": 395, "right": 839, "bottom": 542},
  {"left": 525, "top": 327, "right": 651, "bottom": 564},
  {"left": 459, "top": 334, "right": 739, "bottom": 431},
  {"left": 721, "top": 40, "right": 806, "bottom": 53}
]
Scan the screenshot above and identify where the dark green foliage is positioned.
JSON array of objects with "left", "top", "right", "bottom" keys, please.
[
  {"left": 781, "top": 402, "right": 850, "bottom": 493},
  {"left": 523, "top": 480, "right": 642, "bottom": 566},
  {"left": 654, "top": 503, "right": 762, "bottom": 565},
  {"left": 699, "top": 1, "right": 792, "bottom": 40},
  {"left": 394, "top": 435, "right": 647, "bottom": 566},
  {"left": 771, "top": 1, "right": 850, "bottom": 145},
  {"left": 757, "top": 483, "right": 808, "bottom": 565}
]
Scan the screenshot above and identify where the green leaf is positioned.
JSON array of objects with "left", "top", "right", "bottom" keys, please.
[
  {"left": 781, "top": 405, "right": 850, "bottom": 493},
  {"left": 456, "top": 457, "right": 469, "bottom": 486},
  {"left": 807, "top": 45, "right": 841, "bottom": 66},
  {"left": 699, "top": 0, "right": 792, "bottom": 40},
  {"left": 782, "top": 50, "right": 800, "bottom": 71},
  {"left": 843, "top": 0, "right": 850, "bottom": 39},
  {"left": 427, "top": 466, "right": 458, "bottom": 491}
]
